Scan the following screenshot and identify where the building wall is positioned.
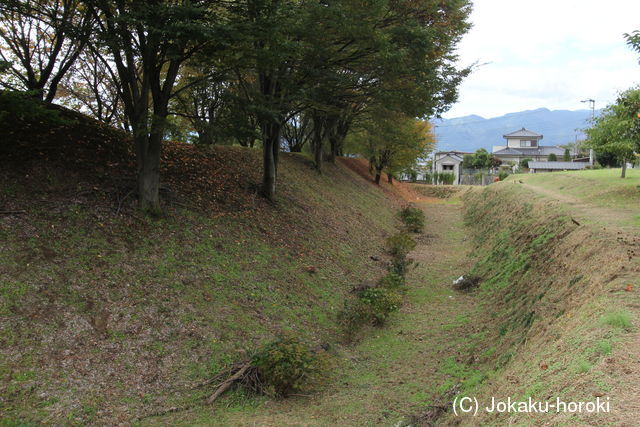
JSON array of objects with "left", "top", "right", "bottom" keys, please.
[
  {"left": 434, "top": 158, "right": 461, "bottom": 185},
  {"left": 506, "top": 137, "right": 541, "bottom": 148},
  {"left": 494, "top": 154, "right": 549, "bottom": 164}
]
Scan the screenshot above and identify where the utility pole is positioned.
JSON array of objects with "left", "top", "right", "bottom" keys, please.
[
  {"left": 580, "top": 99, "right": 596, "bottom": 157},
  {"left": 581, "top": 98, "right": 595, "bottom": 121}
]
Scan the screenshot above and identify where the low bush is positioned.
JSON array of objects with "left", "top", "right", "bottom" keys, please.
[
  {"left": 389, "top": 258, "right": 411, "bottom": 276},
  {"left": 0, "top": 90, "right": 69, "bottom": 126},
  {"left": 337, "top": 298, "right": 376, "bottom": 342},
  {"left": 380, "top": 271, "right": 405, "bottom": 289},
  {"left": 251, "top": 335, "right": 330, "bottom": 397},
  {"left": 498, "top": 171, "right": 509, "bottom": 181},
  {"left": 338, "top": 287, "right": 403, "bottom": 340},
  {"left": 358, "top": 287, "right": 403, "bottom": 325},
  {"left": 399, "top": 205, "right": 425, "bottom": 233},
  {"left": 386, "top": 233, "right": 417, "bottom": 259},
  {"left": 438, "top": 172, "right": 455, "bottom": 185}
]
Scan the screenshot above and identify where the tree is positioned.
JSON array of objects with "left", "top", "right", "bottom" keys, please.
[
  {"left": 585, "top": 88, "right": 640, "bottom": 178},
  {"left": 57, "top": 46, "right": 126, "bottom": 127},
  {"left": 171, "top": 67, "right": 232, "bottom": 145},
  {"left": 347, "top": 110, "right": 435, "bottom": 185},
  {"left": 282, "top": 113, "right": 312, "bottom": 153},
  {"left": 472, "top": 148, "right": 490, "bottom": 169},
  {"left": 82, "top": 0, "right": 213, "bottom": 213},
  {"left": 0, "top": 0, "right": 93, "bottom": 102},
  {"left": 462, "top": 154, "right": 474, "bottom": 169},
  {"left": 229, "top": 0, "right": 471, "bottom": 197},
  {"left": 547, "top": 153, "right": 557, "bottom": 161},
  {"left": 520, "top": 158, "right": 532, "bottom": 168},
  {"left": 625, "top": 30, "right": 640, "bottom": 56},
  {"left": 563, "top": 148, "right": 571, "bottom": 161}
]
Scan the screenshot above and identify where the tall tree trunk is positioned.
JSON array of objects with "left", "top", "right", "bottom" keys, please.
[
  {"left": 135, "top": 131, "right": 162, "bottom": 215},
  {"left": 621, "top": 158, "right": 627, "bottom": 178},
  {"left": 312, "top": 112, "right": 325, "bottom": 173},
  {"left": 374, "top": 166, "right": 383, "bottom": 185},
  {"left": 328, "top": 135, "right": 337, "bottom": 164},
  {"left": 262, "top": 122, "right": 280, "bottom": 200}
]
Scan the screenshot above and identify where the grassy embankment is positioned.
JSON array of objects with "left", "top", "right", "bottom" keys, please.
[
  {"left": 158, "top": 188, "right": 481, "bottom": 425},
  {"left": 0, "top": 104, "right": 408, "bottom": 423},
  {"left": 437, "top": 178, "right": 640, "bottom": 426}
]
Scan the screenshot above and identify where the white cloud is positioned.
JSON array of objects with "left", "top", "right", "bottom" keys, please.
[{"left": 445, "top": 0, "right": 640, "bottom": 118}]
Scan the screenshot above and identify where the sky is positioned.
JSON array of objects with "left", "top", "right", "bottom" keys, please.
[{"left": 444, "top": 0, "right": 640, "bottom": 119}]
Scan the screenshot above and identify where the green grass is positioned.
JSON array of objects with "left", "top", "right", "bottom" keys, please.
[
  {"left": 506, "top": 168, "right": 640, "bottom": 226},
  {"left": 142, "top": 200, "right": 481, "bottom": 426},
  {"left": 601, "top": 310, "right": 633, "bottom": 330}
]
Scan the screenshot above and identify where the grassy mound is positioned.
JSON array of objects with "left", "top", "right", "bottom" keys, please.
[{"left": 0, "top": 103, "right": 403, "bottom": 423}]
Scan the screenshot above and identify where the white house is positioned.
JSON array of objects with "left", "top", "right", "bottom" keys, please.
[
  {"left": 432, "top": 151, "right": 471, "bottom": 185},
  {"left": 492, "top": 128, "right": 566, "bottom": 164}
]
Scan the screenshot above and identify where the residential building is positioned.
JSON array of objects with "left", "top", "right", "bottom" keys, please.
[{"left": 492, "top": 128, "right": 567, "bottom": 164}]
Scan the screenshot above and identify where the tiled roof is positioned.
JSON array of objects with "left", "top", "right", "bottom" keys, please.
[
  {"left": 435, "top": 150, "right": 473, "bottom": 155},
  {"left": 493, "top": 146, "right": 565, "bottom": 156},
  {"left": 528, "top": 161, "right": 588, "bottom": 170},
  {"left": 503, "top": 128, "right": 543, "bottom": 138},
  {"left": 436, "top": 153, "right": 464, "bottom": 162}
]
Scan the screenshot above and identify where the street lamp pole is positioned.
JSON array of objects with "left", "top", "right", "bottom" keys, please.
[
  {"left": 578, "top": 99, "right": 595, "bottom": 158},
  {"left": 581, "top": 98, "right": 595, "bottom": 121}
]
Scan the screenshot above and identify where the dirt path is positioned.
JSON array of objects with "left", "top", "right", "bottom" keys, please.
[{"left": 152, "top": 199, "right": 478, "bottom": 425}]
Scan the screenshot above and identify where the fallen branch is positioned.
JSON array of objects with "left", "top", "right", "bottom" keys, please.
[
  {"left": 0, "top": 210, "right": 26, "bottom": 215},
  {"left": 206, "top": 362, "right": 252, "bottom": 404}
]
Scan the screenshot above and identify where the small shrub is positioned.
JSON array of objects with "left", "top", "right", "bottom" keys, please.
[
  {"left": 498, "top": 171, "right": 509, "bottom": 181},
  {"left": 337, "top": 298, "right": 375, "bottom": 342},
  {"left": 439, "top": 172, "right": 455, "bottom": 185},
  {"left": 0, "top": 90, "right": 69, "bottom": 126},
  {"left": 389, "top": 258, "right": 411, "bottom": 276},
  {"left": 380, "top": 271, "right": 405, "bottom": 289},
  {"left": 601, "top": 310, "right": 633, "bottom": 330},
  {"left": 338, "top": 287, "right": 403, "bottom": 340},
  {"left": 386, "top": 233, "right": 417, "bottom": 259},
  {"left": 358, "top": 287, "right": 403, "bottom": 325},
  {"left": 399, "top": 205, "right": 425, "bottom": 233},
  {"left": 252, "top": 335, "right": 329, "bottom": 397},
  {"left": 520, "top": 158, "right": 532, "bottom": 168}
]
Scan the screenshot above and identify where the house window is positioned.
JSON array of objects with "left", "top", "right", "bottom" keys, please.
[
  {"left": 442, "top": 165, "right": 454, "bottom": 171},
  {"left": 520, "top": 140, "right": 537, "bottom": 147}
]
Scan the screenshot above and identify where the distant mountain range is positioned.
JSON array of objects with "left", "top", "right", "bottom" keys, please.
[{"left": 432, "top": 108, "right": 600, "bottom": 153}]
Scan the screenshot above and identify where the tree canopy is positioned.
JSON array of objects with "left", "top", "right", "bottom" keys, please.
[
  {"left": 585, "top": 88, "right": 640, "bottom": 178},
  {"left": 0, "top": 0, "right": 472, "bottom": 211}
]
